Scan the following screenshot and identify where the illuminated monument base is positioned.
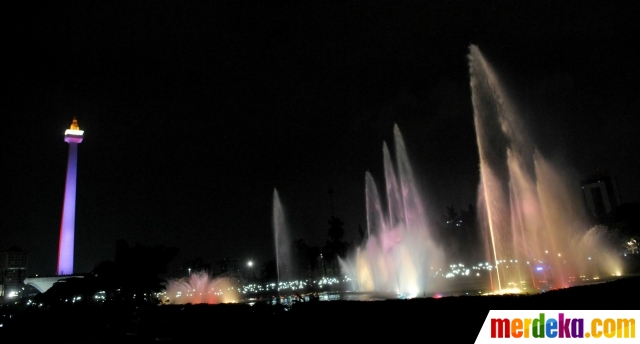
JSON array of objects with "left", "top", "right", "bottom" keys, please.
[{"left": 24, "top": 275, "right": 83, "bottom": 294}]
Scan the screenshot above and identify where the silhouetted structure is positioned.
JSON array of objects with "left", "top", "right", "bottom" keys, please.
[
  {"left": 581, "top": 171, "right": 621, "bottom": 220},
  {"left": 1, "top": 246, "right": 29, "bottom": 301}
]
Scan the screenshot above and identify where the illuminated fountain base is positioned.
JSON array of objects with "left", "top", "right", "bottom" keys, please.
[
  {"left": 339, "top": 125, "right": 445, "bottom": 297},
  {"left": 163, "top": 271, "right": 240, "bottom": 305}
]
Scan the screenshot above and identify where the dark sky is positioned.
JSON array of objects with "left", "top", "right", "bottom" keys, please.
[{"left": 4, "top": 1, "right": 639, "bottom": 276}]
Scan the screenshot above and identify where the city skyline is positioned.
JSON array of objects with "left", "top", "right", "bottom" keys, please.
[{"left": 3, "top": 1, "right": 639, "bottom": 276}]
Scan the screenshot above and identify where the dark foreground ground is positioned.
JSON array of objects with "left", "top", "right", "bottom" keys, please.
[{"left": 2, "top": 275, "right": 639, "bottom": 343}]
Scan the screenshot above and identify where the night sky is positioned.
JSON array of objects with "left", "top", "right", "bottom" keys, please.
[{"left": 4, "top": 1, "right": 639, "bottom": 277}]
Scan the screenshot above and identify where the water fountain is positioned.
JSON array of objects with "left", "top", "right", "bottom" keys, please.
[
  {"left": 273, "top": 188, "right": 293, "bottom": 299},
  {"left": 163, "top": 45, "right": 623, "bottom": 303},
  {"left": 161, "top": 189, "right": 294, "bottom": 305},
  {"left": 469, "top": 44, "right": 622, "bottom": 293},
  {"left": 339, "top": 125, "right": 445, "bottom": 298},
  {"left": 338, "top": 45, "right": 623, "bottom": 298},
  {"left": 163, "top": 271, "right": 239, "bottom": 304}
]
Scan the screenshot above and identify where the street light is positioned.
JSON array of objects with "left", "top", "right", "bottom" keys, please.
[{"left": 245, "top": 260, "right": 254, "bottom": 282}]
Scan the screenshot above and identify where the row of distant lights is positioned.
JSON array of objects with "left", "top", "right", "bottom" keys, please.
[
  {"left": 220, "top": 254, "right": 608, "bottom": 291},
  {"left": 23, "top": 255, "right": 616, "bottom": 306},
  {"left": 159, "top": 277, "right": 351, "bottom": 298},
  {"left": 239, "top": 277, "right": 348, "bottom": 293},
  {"left": 167, "top": 253, "right": 617, "bottom": 298},
  {"left": 172, "top": 289, "right": 227, "bottom": 298},
  {"left": 443, "top": 254, "right": 599, "bottom": 278}
]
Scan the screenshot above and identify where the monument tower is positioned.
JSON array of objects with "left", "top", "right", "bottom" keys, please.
[{"left": 57, "top": 117, "right": 84, "bottom": 275}]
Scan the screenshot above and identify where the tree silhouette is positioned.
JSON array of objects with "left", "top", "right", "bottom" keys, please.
[
  {"left": 435, "top": 204, "right": 483, "bottom": 264},
  {"left": 292, "top": 238, "right": 315, "bottom": 280},
  {"left": 260, "top": 259, "right": 278, "bottom": 283},
  {"left": 445, "top": 205, "right": 459, "bottom": 223},
  {"left": 357, "top": 224, "right": 366, "bottom": 246},
  {"left": 181, "top": 256, "right": 211, "bottom": 276},
  {"left": 327, "top": 216, "right": 345, "bottom": 242},
  {"left": 37, "top": 239, "right": 180, "bottom": 308},
  {"left": 324, "top": 216, "right": 350, "bottom": 276},
  {"left": 35, "top": 274, "right": 98, "bottom": 307},
  {"left": 113, "top": 240, "right": 179, "bottom": 298}
]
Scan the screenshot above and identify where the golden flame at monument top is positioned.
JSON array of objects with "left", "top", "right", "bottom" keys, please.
[
  {"left": 65, "top": 117, "right": 84, "bottom": 136},
  {"left": 70, "top": 117, "right": 79, "bottom": 130}
]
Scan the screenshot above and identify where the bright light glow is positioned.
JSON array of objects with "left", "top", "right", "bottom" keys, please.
[
  {"left": 64, "top": 129, "right": 84, "bottom": 136},
  {"left": 338, "top": 125, "right": 444, "bottom": 296},
  {"left": 483, "top": 287, "right": 522, "bottom": 296},
  {"left": 164, "top": 271, "right": 240, "bottom": 305}
]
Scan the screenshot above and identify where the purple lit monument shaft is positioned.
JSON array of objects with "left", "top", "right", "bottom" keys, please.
[{"left": 57, "top": 118, "right": 83, "bottom": 275}]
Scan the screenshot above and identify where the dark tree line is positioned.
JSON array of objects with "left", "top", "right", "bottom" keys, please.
[
  {"left": 256, "top": 215, "right": 360, "bottom": 283},
  {"left": 270, "top": 204, "right": 486, "bottom": 282},
  {"left": 35, "top": 239, "right": 178, "bottom": 308},
  {"left": 594, "top": 202, "right": 640, "bottom": 256},
  {"left": 433, "top": 204, "right": 484, "bottom": 265}
]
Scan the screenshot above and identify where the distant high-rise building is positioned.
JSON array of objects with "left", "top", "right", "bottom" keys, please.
[
  {"left": 581, "top": 171, "right": 621, "bottom": 219},
  {"left": 1, "top": 246, "right": 29, "bottom": 300}
]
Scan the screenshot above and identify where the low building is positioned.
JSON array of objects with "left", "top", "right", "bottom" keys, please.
[{"left": 1, "top": 246, "right": 29, "bottom": 301}]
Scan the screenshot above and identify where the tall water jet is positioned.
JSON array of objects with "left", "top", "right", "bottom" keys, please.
[
  {"left": 273, "top": 189, "right": 292, "bottom": 295},
  {"left": 340, "top": 124, "right": 445, "bottom": 297},
  {"left": 468, "top": 44, "right": 622, "bottom": 292}
]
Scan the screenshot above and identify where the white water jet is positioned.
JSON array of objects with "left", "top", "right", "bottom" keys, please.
[
  {"left": 340, "top": 124, "right": 445, "bottom": 297},
  {"left": 469, "top": 44, "right": 622, "bottom": 292},
  {"left": 273, "top": 189, "right": 293, "bottom": 286}
]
